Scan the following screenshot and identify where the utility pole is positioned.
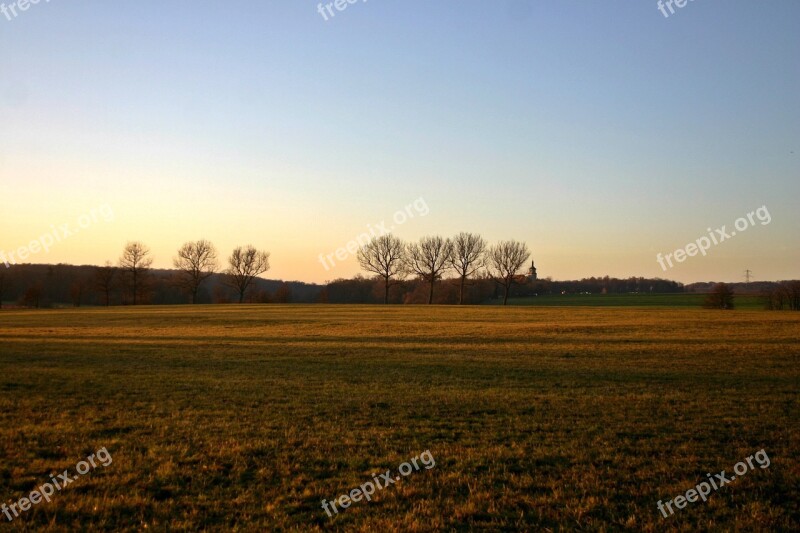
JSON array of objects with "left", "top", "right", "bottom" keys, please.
[{"left": 744, "top": 269, "right": 753, "bottom": 284}]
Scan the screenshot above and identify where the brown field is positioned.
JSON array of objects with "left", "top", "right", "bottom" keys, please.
[{"left": 0, "top": 305, "right": 798, "bottom": 531}]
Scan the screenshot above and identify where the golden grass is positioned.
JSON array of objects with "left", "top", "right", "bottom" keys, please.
[{"left": 0, "top": 305, "right": 798, "bottom": 531}]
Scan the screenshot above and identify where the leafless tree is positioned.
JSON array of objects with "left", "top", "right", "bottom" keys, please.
[
  {"left": 357, "top": 234, "right": 407, "bottom": 304},
  {"left": 703, "top": 283, "right": 735, "bottom": 310},
  {"left": 764, "top": 281, "right": 800, "bottom": 311},
  {"left": 488, "top": 240, "right": 531, "bottom": 305},
  {"left": 70, "top": 278, "right": 87, "bottom": 307},
  {"left": 173, "top": 240, "right": 219, "bottom": 304},
  {"left": 406, "top": 236, "right": 453, "bottom": 304},
  {"left": 275, "top": 282, "right": 292, "bottom": 303},
  {"left": 0, "top": 270, "right": 6, "bottom": 309},
  {"left": 93, "top": 261, "right": 117, "bottom": 307},
  {"left": 119, "top": 242, "right": 153, "bottom": 305},
  {"left": 22, "top": 284, "right": 42, "bottom": 308},
  {"left": 225, "top": 245, "right": 270, "bottom": 303},
  {"left": 449, "top": 232, "right": 487, "bottom": 305},
  {"left": 784, "top": 281, "right": 800, "bottom": 311}
]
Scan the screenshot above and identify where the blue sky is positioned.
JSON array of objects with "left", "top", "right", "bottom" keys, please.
[{"left": 1, "top": 1, "right": 798, "bottom": 283}]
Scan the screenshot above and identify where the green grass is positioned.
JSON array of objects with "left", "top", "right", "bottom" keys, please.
[
  {"left": 503, "top": 292, "right": 765, "bottom": 309},
  {"left": 0, "top": 305, "right": 797, "bottom": 531}
]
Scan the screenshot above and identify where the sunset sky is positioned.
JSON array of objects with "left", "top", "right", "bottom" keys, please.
[{"left": 1, "top": 1, "right": 798, "bottom": 284}]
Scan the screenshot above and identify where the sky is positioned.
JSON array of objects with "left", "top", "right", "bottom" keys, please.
[{"left": 1, "top": 0, "right": 798, "bottom": 284}]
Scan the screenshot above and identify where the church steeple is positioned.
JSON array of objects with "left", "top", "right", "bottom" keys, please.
[{"left": 528, "top": 260, "right": 537, "bottom": 281}]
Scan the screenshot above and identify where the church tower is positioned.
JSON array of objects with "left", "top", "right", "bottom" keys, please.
[{"left": 528, "top": 260, "right": 537, "bottom": 281}]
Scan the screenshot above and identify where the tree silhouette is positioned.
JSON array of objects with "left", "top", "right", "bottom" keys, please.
[
  {"left": 119, "top": 242, "right": 153, "bottom": 305},
  {"left": 357, "top": 234, "right": 406, "bottom": 304},
  {"left": 449, "top": 232, "right": 486, "bottom": 305},
  {"left": 225, "top": 245, "right": 270, "bottom": 303},
  {"left": 174, "top": 240, "right": 219, "bottom": 304},
  {"left": 488, "top": 240, "right": 531, "bottom": 305},
  {"left": 0, "top": 270, "right": 6, "bottom": 309},
  {"left": 703, "top": 283, "right": 735, "bottom": 310},
  {"left": 93, "top": 262, "right": 117, "bottom": 307},
  {"left": 406, "top": 236, "right": 453, "bottom": 304}
]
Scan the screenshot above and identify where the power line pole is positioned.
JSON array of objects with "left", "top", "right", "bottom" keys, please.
[{"left": 744, "top": 269, "right": 753, "bottom": 284}]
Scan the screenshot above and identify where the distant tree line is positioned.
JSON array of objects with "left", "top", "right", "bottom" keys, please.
[
  {"left": 356, "top": 233, "right": 531, "bottom": 305},
  {"left": 1, "top": 262, "right": 693, "bottom": 308},
  {"left": 691, "top": 280, "right": 800, "bottom": 311},
  {"left": 0, "top": 235, "right": 795, "bottom": 309},
  {"left": 763, "top": 281, "right": 800, "bottom": 311},
  {"left": 319, "top": 274, "right": 686, "bottom": 305},
  {"left": 533, "top": 276, "right": 684, "bottom": 295},
  {"left": 109, "top": 240, "right": 272, "bottom": 305},
  {"left": 0, "top": 240, "right": 280, "bottom": 307},
  {"left": 0, "top": 263, "right": 315, "bottom": 308}
]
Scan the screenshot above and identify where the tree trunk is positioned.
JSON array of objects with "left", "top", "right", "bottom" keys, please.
[
  {"left": 384, "top": 278, "right": 390, "bottom": 304},
  {"left": 428, "top": 277, "right": 434, "bottom": 304},
  {"left": 503, "top": 283, "right": 510, "bottom": 305},
  {"left": 459, "top": 276, "right": 465, "bottom": 305}
]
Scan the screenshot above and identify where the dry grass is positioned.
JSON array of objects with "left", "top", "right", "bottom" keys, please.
[{"left": 0, "top": 305, "right": 798, "bottom": 531}]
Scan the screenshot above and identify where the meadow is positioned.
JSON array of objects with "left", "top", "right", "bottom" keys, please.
[{"left": 0, "top": 305, "right": 797, "bottom": 531}]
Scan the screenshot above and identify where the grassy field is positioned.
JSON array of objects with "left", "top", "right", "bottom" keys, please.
[
  {"left": 501, "top": 293, "right": 765, "bottom": 309},
  {"left": 0, "top": 305, "right": 798, "bottom": 531}
]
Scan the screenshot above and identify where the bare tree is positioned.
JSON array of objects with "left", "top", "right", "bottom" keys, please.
[
  {"left": 765, "top": 281, "right": 800, "bottom": 311},
  {"left": 119, "top": 242, "right": 153, "bottom": 305},
  {"left": 357, "top": 234, "right": 407, "bottom": 304},
  {"left": 406, "top": 236, "right": 453, "bottom": 304},
  {"left": 225, "top": 245, "right": 270, "bottom": 303},
  {"left": 173, "top": 240, "right": 219, "bottom": 304},
  {"left": 275, "top": 282, "right": 292, "bottom": 303},
  {"left": 70, "top": 278, "right": 87, "bottom": 307},
  {"left": 783, "top": 281, "right": 800, "bottom": 311},
  {"left": 0, "top": 270, "right": 6, "bottom": 309},
  {"left": 94, "top": 261, "right": 117, "bottom": 307},
  {"left": 449, "top": 232, "right": 487, "bottom": 305},
  {"left": 21, "top": 284, "right": 42, "bottom": 308},
  {"left": 703, "top": 283, "right": 735, "bottom": 310},
  {"left": 488, "top": 240, "right": 531, "bottom": 305}
]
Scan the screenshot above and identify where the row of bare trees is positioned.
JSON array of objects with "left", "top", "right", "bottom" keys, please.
[
  {"left": 95, "top": 241, "right": 271, "bottom": 305},
  {"left": 702, "top": 282, "right": 800, "bottom": 311},
  {"left": 357, "top": 233, "right": 531, "bottom": 305},
  {"left": 763, "top": 281, "right": 800, "bottom": 310}
]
